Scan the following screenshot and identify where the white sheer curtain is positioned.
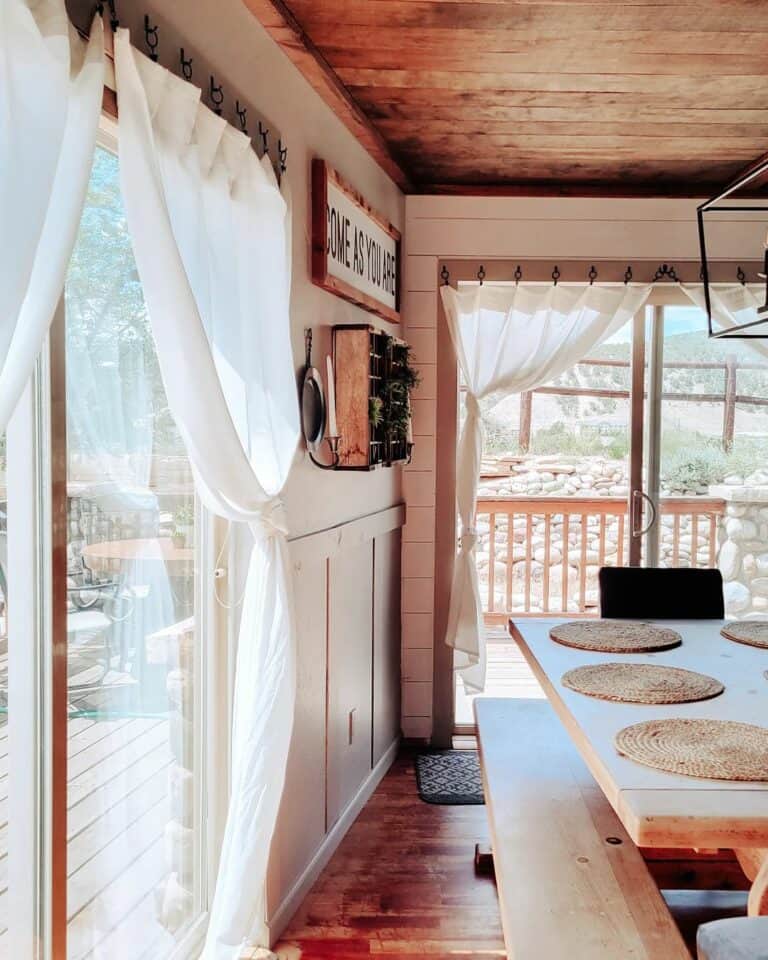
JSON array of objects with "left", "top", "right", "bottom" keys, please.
[
  {"left": 114, "top": 33, "right": 299, "bottom": 959},
  {"left": 441, "top": 282, "right": 651, "bottom": 691},
  {"left": 0, "top": 0, "right": 104, "bottom": 430}
]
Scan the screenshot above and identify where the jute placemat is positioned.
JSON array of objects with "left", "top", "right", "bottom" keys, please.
[
  {"left": 615, "top": 718, "right": 768, "bottom": 781},
  {"left": 562, "top": 663, "right": 724, "bottom": 704},
  {"left": 721, "top": 620, "right": 768, "bottom": 650},
  {"left": 550, "top": 621, "right": 682, "bottom": 653}
]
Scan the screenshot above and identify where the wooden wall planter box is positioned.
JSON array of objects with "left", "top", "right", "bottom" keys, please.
[{"left": 333, "top": 325, "right": 410, "bottom": 470}]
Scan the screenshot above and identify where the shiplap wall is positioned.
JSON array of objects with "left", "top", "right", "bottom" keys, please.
[{"left": 400, "top": 194, "right": 765, "bottom": 740}]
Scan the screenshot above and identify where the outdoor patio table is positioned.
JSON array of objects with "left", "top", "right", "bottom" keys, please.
[
  {"left": 510, "top": 618, "right": 768, "bottom": 915},
  {"left": 81, "top": 537, "right": 194, "bottom": 578}
]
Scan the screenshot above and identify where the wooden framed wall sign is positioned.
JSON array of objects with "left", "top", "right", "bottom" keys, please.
[{"left": 312, "top": 158, "right": 401, "bottom": 324}]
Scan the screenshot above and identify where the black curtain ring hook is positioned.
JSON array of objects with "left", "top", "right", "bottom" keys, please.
[
  {"left": 210, "top": 76, "right": 224, "bottom": 116},
  {"left": 258, "top": 121, "right": 269, "bottom": 155},
  {"left": 737, "top": 265, "right": 747, "bottom": 286},
  {"left": 180, "top": 48, "right": 193, "bottom": 81},
  {"left": 440, "top": 265, "right": 450, "bottom": 286},
  {"left": 588, "top": 264, "right": 598, "bottom": 285},
  {"left": 477, "top": 264, "right": 486, "bottom": 285},
  {"left": 144, "top": 15, "right": 159, "bottom": 61},
  {"left": 514, "top": 264, "right": 522, "bottom": 285},
  {"left": 624, "top": 265, "right": 633, "bottom": 285},
  {"left": 552, "top": 265, "right": 561, "bottom": 286},
  {"left": 278, "top": 139, "right": 288, "bottom": 173},
  {"left": 236, "top": 100, "right": 248, "bottom": 135}
]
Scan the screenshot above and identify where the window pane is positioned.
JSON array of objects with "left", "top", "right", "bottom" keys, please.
[{"left": 65, "top": 146, "right": 202, "bottom": 958}]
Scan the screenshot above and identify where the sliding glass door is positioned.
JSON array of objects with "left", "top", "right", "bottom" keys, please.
[
  {"left": 62, "top": 143, "right": 205, "bottom": 959},
  {"left": 457, "top": 288, "right": 768, "bottom": 730},
  {"left": 643, "top": 300, "right": 768, "bottom": 612},
  {"left": 2, "top": 128, "right": 223, "bottom": 958}
]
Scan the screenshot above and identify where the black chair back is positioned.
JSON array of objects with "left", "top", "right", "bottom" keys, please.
[{"left": 598, "top": 567, "right": 724, "bottom": 620}]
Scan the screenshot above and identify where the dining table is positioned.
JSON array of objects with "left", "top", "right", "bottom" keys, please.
[{"left": 510, "top": 617, "right": 768, "bottom": 916}]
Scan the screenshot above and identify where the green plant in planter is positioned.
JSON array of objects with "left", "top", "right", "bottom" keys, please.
[
  {"left": 377, "top": 338, "right": 420, "bottom": 446},
  {"left": 369, "top": 396, "right": 384, "bottom": 429}
]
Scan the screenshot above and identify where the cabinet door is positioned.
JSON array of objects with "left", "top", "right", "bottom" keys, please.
[
  {"left": 327, "top": 541, "right": 374, "bottom": 829},
  {"left": 267, "top": 555, "right": 328, "bottom": 918},
  {"left": 373, "top": 530, "right": 402, "bottom": 765}
]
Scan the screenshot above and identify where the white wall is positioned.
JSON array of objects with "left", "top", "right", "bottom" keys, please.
[{"left": 401, "top": 194, "right": 765, "bottom": 740}]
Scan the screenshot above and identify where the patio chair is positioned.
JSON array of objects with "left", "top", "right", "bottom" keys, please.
[{"left": 598, "top": 566, "right": 724, "bottom": 620}]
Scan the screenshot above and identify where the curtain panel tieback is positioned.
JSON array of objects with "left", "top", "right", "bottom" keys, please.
[
  {"left": 249, "top": 497, "right": 289, "bottom": 539},
  {"left": 459, "top": 528, "right": 478, "bottom": 552}
]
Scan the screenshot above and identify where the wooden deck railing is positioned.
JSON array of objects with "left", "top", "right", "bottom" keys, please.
[{"left": 476, "top": 495, "right": 726, "bottom": 622}]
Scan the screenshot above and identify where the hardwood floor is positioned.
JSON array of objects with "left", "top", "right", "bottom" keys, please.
[{"left": 274, "top": 750, "right": 506, "bottom": 960}]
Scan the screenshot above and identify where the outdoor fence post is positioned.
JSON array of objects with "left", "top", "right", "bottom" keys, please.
[
  {"left": 519, "top": 391, "right": 532, "bottom": 453},
  {"left": 723, "top": 355, "right": 737, "bottom": 453}
]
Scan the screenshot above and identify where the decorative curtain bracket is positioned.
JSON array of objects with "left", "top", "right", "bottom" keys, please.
[{"left": 653, "top": 263, "right": 679, "bottom": 282}]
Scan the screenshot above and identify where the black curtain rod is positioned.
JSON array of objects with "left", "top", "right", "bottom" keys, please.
[{"left": 440, "top": 262, "right": 759, "bottom": 287}]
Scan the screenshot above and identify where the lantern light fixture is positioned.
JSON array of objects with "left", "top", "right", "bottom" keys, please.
[{"left": 697, "top": 152, "right": 768, "bottom": 338}]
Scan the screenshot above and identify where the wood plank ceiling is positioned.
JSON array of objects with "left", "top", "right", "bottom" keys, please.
[{"left": 245, "top": 1, "right": 768, "bottom": 195}]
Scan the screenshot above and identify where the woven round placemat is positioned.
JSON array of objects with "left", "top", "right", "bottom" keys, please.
[
  {"left": 561, "top": 663, "right": 724, "bottom": 704},
  {"left": 549, "top": 621, "right": 682, "bottom": 653},
  {"left": 721, "top": 620, "right": 768, "bottom": 650},
  {"left": 615, "top": 718, "right": 768, "bottom": 781}
]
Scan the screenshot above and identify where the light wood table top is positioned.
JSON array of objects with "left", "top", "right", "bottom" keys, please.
[{"left": 511, "top": 618, "right": 768, "bottom": 851}]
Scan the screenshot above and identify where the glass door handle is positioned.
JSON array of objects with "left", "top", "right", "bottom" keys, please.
[{"left": 631, "top": 489, "right": 658, "bottom": 538}]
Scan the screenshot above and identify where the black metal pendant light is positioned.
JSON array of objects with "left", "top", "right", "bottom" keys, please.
[{"left": 697, "top": 152, "right": 768, "bottom": 339}]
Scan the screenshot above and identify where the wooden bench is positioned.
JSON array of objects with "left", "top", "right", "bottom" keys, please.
[{"left": 475, "top": 698, "right": 691, "bottom": 960}]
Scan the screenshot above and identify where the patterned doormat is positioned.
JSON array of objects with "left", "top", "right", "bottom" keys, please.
[{"left": 415, "top": 750, "right": 485, "bottom": 805}]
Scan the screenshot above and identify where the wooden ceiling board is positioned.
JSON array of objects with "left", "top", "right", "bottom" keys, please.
[{"left": 245, "top": 0, "right": 768, "bottom": 194}]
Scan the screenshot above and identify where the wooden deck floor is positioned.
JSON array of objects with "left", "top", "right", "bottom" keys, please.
[
  {"left": 0, "top": 646, "right": 179, "bottom": 959},
  {"left": 274, "top": 749, "right": 506, "bottom": 960},
  {"left": 455, "top": 624, "right": 543, "bottom": 726}
]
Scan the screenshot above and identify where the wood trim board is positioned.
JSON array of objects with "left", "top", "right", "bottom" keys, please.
[{"left": 243, "top": 0, "right": 411, "bottom": 191}]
